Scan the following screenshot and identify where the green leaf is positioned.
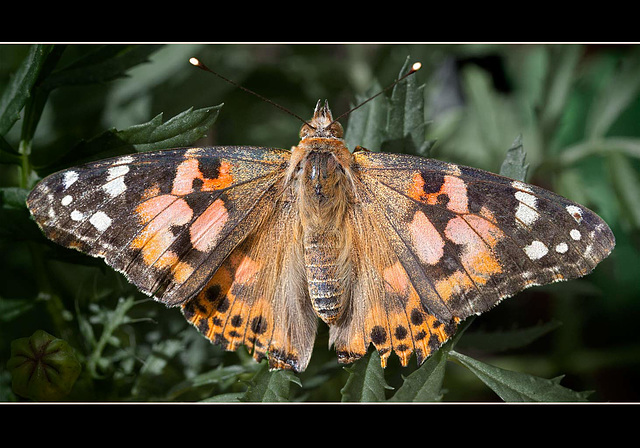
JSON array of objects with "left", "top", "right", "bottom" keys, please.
[
  {"left": 340, "top": 350, "right": 392, "bottom": 402},
  {"left": 608, "top": 152, "right": 640, "bottom": 229},
  {"left": 558, "top": 137, "right": 640, "bottom": 167},
  {"left": 388, "top": 345, "right": 449, "bottom": 402},
  {"left": 539, "top": 45, "right": 582, "bottom": 140},
  {"left": 240, "top": 361, "right": 301, "bottom": 402},
  {"left": 0, "top": 44, "right": 54, "bottom": 136},
  {"left": 587, "top": 47, "right": 640, "bottom": 139},
  {"left": 462, "top": 64, "right": 503, "bottom": 153},
  {"left": 203, "top": 392, "right": 244, "bottom": 402},
  {"left": 344, "top": 56, "right": 433, "bottom": 156},
  {"left": 449, "top": 350, "right": 591, "bottom": 402},
  {"left": 0, "top": 297, "right": 35, "bottom": 323},
  {"left": 499, "top": 135, "right": 529, "bottom": 182},
  {"left": 0, "top": 187, "right": 29, "bottom": 209},
  {"left": 39, "top": 45, "right": 163, "bottom": 91},
  {"left": 383, "top": 57, "right": 430, "bottom": 156},
  {"left": 166, "top": 364, "right": 248, "bottom": 401},
  {"left": 121, "top": 106, "right": 222, "bottom": 151},
  {"left": 36, "top": 105, "right": 221, "bottom": 172},
  {"left": 344, "top": 80, "right": 388, "bottom": 152},
  {"left": 132, "top": 338, "right": 184, "bottom": 399}
]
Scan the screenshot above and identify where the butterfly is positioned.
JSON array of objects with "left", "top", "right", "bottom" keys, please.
[{"left": 26, "top": 67, "right": 615, "bottom": 373}]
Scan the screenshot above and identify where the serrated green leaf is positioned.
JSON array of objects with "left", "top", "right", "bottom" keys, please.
[
  {"left": 0, "top": 44, "right": 54, "bottom": 136},
  {"left": 450, "top": 350, "right": 591, "bottom": 402},
  {"left": 344, "top": 80, "right": 387, "bottom": 152},
  {"left": 240, "top": 361, "right": 301, "bottom": 402},
  {"left": 37, "top": 105, "right": 221, "bottom": 172},
  {"left": 340, "top": 350, "right": 392, "bottom": 402},
  {"left": 383, "top": 57, "right": 429, "bottom": 155},
  {"left": 344, "top": 56, "right": 431, "bottom": 156},
  {"left": 123, "top": 106, "right": 221, "bottom": 151},
  {"left": 389, "top": 346, "right": 449, "bottom": 402},
  {"left": 499, "top": 135, "right": 529, "bottom": 182}
]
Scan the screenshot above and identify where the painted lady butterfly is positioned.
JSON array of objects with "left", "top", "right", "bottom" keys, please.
[{"left": 26, "top": 62, "right": 615, "bottom": 373}]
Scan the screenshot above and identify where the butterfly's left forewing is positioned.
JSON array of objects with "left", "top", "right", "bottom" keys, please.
[
  {"left": 27, "top": 146, "right": 290, "bottom": 307},
  {"left": 335, "top": 150, "right": 615, "bottom": 367}
]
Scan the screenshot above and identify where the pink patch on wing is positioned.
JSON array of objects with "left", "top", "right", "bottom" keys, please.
[
  {"left": 190, "top": 198, "right": 229, "bottom": 252},
  {"left": 408, "top": 210, "right": 445, "bottom": 265}
]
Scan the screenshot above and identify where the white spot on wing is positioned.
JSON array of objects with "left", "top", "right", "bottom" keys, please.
[
  {"left": 570, "top": 229, "right": 581, "bottom": 240},
  {"left": 107, "top": 165, "right": 130, "bottom": 179},
  {"left": 512, "top": 180, "right": 533, "bottom": 193},
  {"left": 89, "top": 211, "right": 112, "bottom": 232},
  {"left": 70, "top": 210, "right": 84, "bottom": 221},
  {"left": 63, "top": 171, "right": 79, "bottom": 189},
  {"left": 102, "top": 165, "right": 130, "bottom": 198},
  {"left": 524, "top": 240, "right": 548, "bottom": 260},
  {"left": 103, "top": 177, "right": 127, "bottom": 198},
  {"left": 61, "top": 195, "right": 73, "bottom": 206},
  {"left": 555, "top": 242, "right": 568, "bottom": 253},
  {"left": 566, "top": 205, "right": 583, "bottom": 224},
  {"left": 515, "top": 191, "right": 539, "bottom": 226}
]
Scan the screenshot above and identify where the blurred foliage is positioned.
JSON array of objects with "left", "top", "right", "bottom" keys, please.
[{"left": 1, "top": 43, "right": 638, "bottom": 402}]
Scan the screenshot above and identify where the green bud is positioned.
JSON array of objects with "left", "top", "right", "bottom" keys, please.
[{"left": 7, "top": 330, "right": 81, "bottom": 401}]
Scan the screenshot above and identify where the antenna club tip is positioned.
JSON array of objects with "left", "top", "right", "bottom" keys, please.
[
  {"left": 411, "top": 62, "right": 422, "bottom": 72},
  {"left": 189, "top": 57, "right": 201, "bottom": 66}
]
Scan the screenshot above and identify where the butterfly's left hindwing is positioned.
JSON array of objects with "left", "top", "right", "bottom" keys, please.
[{"left": 27, "top": 146, "right": 290, "bottom": 306}]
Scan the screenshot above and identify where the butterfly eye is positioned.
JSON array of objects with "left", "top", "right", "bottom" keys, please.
[
  {"left": 299, "top": 123, "right": 316, "bottom": 138},
  {"left": 328, "top": 121, "right": 344, "bottom": 139}
]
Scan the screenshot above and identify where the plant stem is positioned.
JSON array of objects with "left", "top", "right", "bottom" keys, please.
[{"left": 18, "top": 138, "right": 31, "bottom": 189}]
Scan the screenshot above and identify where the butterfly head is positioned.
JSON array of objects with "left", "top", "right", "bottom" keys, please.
[{"left": 299, "top": 100, "right": 344, "bottom": 141}]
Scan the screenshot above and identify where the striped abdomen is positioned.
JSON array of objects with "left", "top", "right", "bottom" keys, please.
[{"left": 304, "top": 231, "right": 344, "bottom": 324}]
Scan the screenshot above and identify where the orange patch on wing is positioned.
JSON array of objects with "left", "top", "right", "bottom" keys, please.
[
  {"left": 434, "top": 269, "right": 473, "bottom": 305},
  {"left": 173, "top": 261, "right": 195, "bottom": 284},
  {"left": 408, "top": 172, "right": 426, "bottom": 202},
  {"left": 409, "top": 173, "right": 469, "bottom": 214},
  {"left": 442, "top": 216, "right": 503, "bottom": 291},
  {"left": 190, "top": 198, "right": 229, "bottom": 252},
  {"left": 141, "top": 184, "right": 161, "bottom": 201},
  {"left": 172, "top": 158, "right": 234, "bottom": 196},
  {"left": 408, "top": 210, "right": 444, "bottom": 265}
]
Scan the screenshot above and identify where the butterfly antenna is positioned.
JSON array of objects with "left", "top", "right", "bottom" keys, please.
[
  {"left": 189, "top": 57, "right": 314, "bottom": 128},
  {"left": 330, "top": 61, "right": 422, "bottom": 125}
]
